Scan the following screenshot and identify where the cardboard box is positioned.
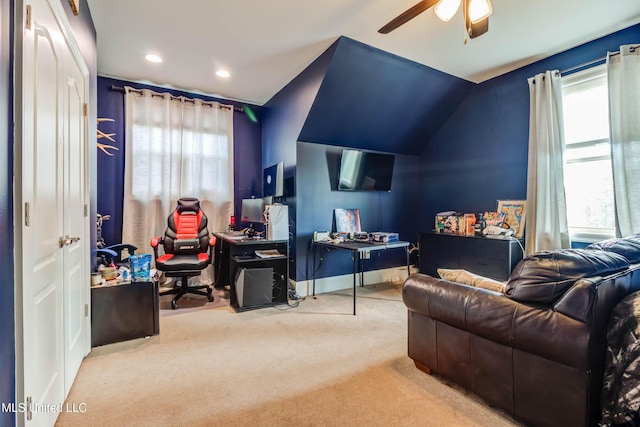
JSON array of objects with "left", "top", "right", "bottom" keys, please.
[
  {"left": 436, "top": 214, "right": 464, "bottom": 234},
  {"left": 464, "top": 214, "right": 476, "bottom": 236}
]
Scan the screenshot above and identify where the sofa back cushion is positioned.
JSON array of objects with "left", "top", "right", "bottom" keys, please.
[
  {"left": 505, "top": 249, "right": 629, "bottom": 304},
  {"left": 586, "top": 235, "right": 640, "bottom": 264}
]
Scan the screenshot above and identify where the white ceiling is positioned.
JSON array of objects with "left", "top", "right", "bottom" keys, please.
[{"left": 86, "top": 0, "right": 640, "bottom": 106}]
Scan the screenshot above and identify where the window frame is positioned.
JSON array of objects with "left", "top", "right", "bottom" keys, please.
[{"left": 561, "top": 64, "right": 615, "bottom": 243}]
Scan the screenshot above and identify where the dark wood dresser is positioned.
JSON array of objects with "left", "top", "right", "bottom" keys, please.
[{"left": 419, "top": 232, "right": 524, "bottom": 282}]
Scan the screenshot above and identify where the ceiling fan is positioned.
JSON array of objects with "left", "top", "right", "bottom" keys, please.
[{"left": 378, "top": 0, "right": 493, "bottom": 40}]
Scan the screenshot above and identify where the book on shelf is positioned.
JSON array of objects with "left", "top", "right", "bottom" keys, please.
[{"left": 254, "top": 249, "right": 282, "bottom": 259}]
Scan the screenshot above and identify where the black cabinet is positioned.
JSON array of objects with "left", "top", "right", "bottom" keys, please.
[
  {"left": 419, "top": 232, "right": 524, "bottom": 281},
  {"left": 91, "top": 281, "right": 159, "bottom": 347}
]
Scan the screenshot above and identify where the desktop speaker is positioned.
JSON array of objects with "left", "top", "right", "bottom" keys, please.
[{"left": 235, "top": 267, "right": 273, "bottom": 308}]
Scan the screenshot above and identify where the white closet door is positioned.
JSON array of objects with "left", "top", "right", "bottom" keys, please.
[{"left": 20, "top": 1, "right": 89, "bottom": 425}]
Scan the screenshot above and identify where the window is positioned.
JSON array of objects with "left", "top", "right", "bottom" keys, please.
[
  {"left": 127, "top": 97, "right": 232, "bottom": 201},
  {"left": 122, "top": 89, "right": 234, "bottom": 254},
  {"left": 129, "top": 124, "right": 231, "bottom": 199},
  {"left": 561, "top": 65, "right": 615, "bottom": 241}
]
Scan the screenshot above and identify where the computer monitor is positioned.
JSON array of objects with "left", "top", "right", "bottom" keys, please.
[
  {"left": 240, "top": 198, "right": 266, "bottom": 224},
  {"left": 263, "top": 162, "right": 284, "bottom": 197}
]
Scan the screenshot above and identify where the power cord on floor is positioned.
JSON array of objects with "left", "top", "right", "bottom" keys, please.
[{"left": 274, "top": 280, "right": 304, "bottom": 310}]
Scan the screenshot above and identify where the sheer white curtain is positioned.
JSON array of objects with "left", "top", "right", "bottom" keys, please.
[
  {"left": 122, "top": 88, "right": 234, "bottom": 281},
  {"left": 525, "top": 71, "right": 570, "bottom": 254},
  {"left": 608, "top": 45, "right": 640, "bottom": 237}
]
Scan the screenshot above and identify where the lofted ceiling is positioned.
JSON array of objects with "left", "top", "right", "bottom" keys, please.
[{"left": 86, "top": 0, "right": 640, "bottom": 106}]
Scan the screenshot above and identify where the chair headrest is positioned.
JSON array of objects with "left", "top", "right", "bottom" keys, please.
[{"left": 176, "top": 197, "right": 201, "bottom": 213}]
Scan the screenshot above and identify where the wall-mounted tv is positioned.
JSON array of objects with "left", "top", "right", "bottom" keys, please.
[
  {"left": 338, "top": 149, "right": 395, "bottom": 192},
  {"left": 263, "top": 162, "right": 284, "bottom": 197}
]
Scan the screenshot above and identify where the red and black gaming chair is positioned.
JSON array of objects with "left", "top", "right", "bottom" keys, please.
[{"left": 150, "top": 197, "right": 216, "bottom": 309}]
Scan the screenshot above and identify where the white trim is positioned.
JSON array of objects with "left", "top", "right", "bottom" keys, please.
[
  {"left": 570, "top": 229, "right": 615, "bottom": 244},
  {"left": 48, "top": 0, "right": 89, "bottom": 77},
  {"left": 291, "top": 266, "right": 416, "bottom": 297}
]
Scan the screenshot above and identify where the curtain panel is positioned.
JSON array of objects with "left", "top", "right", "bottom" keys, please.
[
  {"left": 525, "top": 71, "right": 570, "bottom": 254},
  {"left": 608, "top": 45, "right": 640, "bottom": 237},
  {"left": 122, "top": 88, "right": 234, "bottom": 281}
]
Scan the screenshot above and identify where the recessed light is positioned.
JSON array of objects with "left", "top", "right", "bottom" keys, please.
[
  {"left": 145, "top": 54, "right": 162, "bottom": 63},
  {"left": 216, "top": 69, "right": 231, "bottom": 78}
]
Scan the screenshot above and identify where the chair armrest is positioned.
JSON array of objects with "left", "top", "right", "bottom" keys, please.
[
  {"left": 96, "top": 248, "right": 118, "bottom": 257},
  {"left": 95, "top": 248, "right": 118, "bottom": 265},
  {"left": 105, "top": 243, "right": 138, "bottom": 253},
  {"left": 103, "top": 243, "right": 138, "bottom": 263},
  {"left": 150, "top": 236, "right": 164, "bottom": 260}
]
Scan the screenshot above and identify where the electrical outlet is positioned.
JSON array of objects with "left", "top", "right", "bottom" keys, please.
[{"left": 363, "top": 250, "right": 370, "bottom": 259}]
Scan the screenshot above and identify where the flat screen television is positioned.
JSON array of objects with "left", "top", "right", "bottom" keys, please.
[
  {"left": 338, "top": 149, "right": 395, "bottom": 191},
  {"left": 263, "top": 162, "right": 284, "bottom": 197}
]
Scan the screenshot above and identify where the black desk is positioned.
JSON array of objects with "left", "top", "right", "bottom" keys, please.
[
  {"left": 213, "top": 232, "right": 289, "bottom": 311},
  {"left": 312, "top": 240, "right": 410, "bottom": 315}
]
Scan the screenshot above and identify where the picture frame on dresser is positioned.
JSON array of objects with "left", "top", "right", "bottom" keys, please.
[{"left": 497, "top": 200, "right": 526, "bottom": 238}]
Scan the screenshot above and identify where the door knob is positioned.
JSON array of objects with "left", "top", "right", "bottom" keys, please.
[
  {"left": 59, "top": 235, "right": 71, "bottom": 248},
  {"left": 58, "top": 235, "right": 80, "bottom": 247}
]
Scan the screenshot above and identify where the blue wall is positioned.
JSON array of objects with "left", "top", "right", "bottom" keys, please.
[
  {"left": 300, "top": 37, "right": 474, "bottom": 155},
  {"left": 296, "top": 142, "right": 419, "bottom": 280},
  {"left": 96, "top": 76, "right": 263, "bottom": 246},
  {"left": 263, "top": 41, "right": 337, "bottom": 280},
  {"left": 420, "top": 24, "right": 640, "bottom": 226},
  {"left": 264, "top": 37, "right": 468, "bottom": 281},
  {"left": 0, "top": 0, "right": 14, "bottom": 424}
]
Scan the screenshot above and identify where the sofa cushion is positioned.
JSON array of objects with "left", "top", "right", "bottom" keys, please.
[
  {"left": 505, "top": 249, "right": 629, "bottom": 304},
  {"left": 587, "top": 235, "right": 640, "bottom": 263},
  {"left": 437, "top": 268, "right": 506, "bottom": 293}
]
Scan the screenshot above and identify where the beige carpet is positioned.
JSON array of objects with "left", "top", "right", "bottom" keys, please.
[{"left": 55, "top": 282, "right": 521, "bottom": 427}]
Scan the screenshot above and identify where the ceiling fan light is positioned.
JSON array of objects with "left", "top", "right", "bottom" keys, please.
[
  {"left": 468, "top": 0, "right": 492, "bottom": 24},
  {"left": 435, "top": 0, "right": 461, "bottom": 22}
]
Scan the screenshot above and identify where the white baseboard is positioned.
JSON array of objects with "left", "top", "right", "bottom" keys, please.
[{"left": 291, "top": 266, "right": 417, "bottom": 297}]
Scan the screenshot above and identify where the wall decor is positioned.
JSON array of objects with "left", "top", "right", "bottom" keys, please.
[{"left": 97, "top": 117, "right": 119, "bottom": 156}]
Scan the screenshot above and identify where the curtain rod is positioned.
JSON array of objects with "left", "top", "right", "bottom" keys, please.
[
  {"left": 109, "top": 84, "right": 243, "bottom": 113},
  {"left": 560, "top": 44, "right": 640, "bottom": 75}
]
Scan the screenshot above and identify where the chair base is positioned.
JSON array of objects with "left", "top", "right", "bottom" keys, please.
[{"left": 160, "top": 275, "right": 213, "bottom": 310}]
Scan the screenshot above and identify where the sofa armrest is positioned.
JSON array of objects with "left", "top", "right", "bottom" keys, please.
[
  {"left": 403, "top": 273, "right": 593, "bottom": 370},
  {"left": 403, "top": 273, "right": 518, "bottom": 347}
]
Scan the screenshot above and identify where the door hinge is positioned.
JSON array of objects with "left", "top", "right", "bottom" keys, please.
[
  {"left": 84, "top": 304, "right": 89, "bottom": 317},
  {"left": 24, "top": 203, "right": 30, "bottom": 227},
  {"left": 25, "top": 5, "right": 32, "bottom": 30},
  {"left": 83, "top": 103, "right": 88, "bottom": 117},
  {"left": 84, "top": 204, "right": 88, "bottom": 217},
  {"left": 26, "top": 396, "right": 32, "bottom": 421}
]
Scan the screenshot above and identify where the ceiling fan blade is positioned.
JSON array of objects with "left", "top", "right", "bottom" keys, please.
[{"left": 378, "top": 0, "right": 440, "bottom": 34}]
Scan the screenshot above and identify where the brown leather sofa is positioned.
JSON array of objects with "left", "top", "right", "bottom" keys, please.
[{"left": 402, "top": 235, "right": 640, "bottom": 427}]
